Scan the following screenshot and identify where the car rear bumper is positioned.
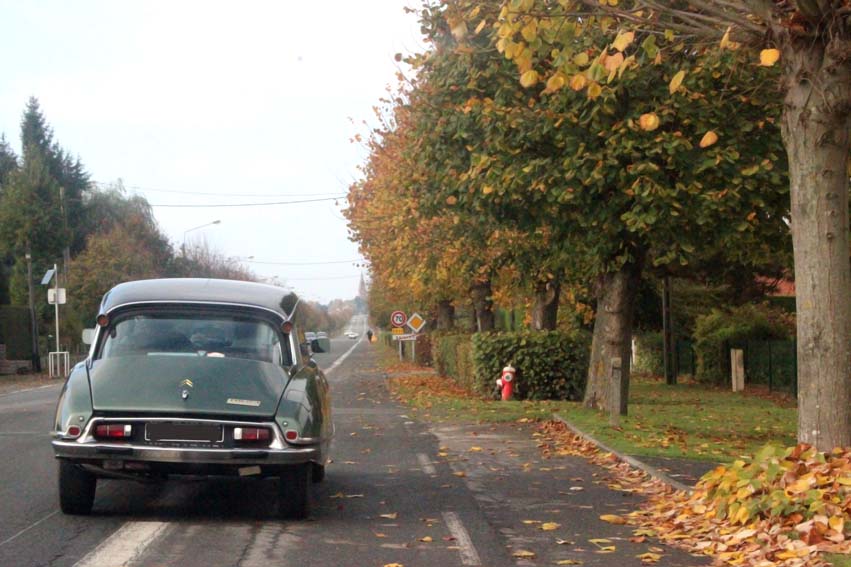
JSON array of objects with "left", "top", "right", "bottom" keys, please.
[{"left": 52, "top": 439, "right": 320, "bottom": 466}]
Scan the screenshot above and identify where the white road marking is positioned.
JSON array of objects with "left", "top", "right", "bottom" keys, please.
[
  {"left": 417, "top": 453, "right": 437, "bottom": 475},
  {"left": 323, "top": 337, "right": 362, "bottom": 375},
  {"left": 0, "top": 510, "right": 58, "bottom": 547},
  {"left": 74, "top": 521, "right": 170, "bottom": 567},
  {"left": 0, "top": 383, "right": 60, "bottom": 399},
  {"left": 442, "top": 511, "right": 482, "bottom": 566}
]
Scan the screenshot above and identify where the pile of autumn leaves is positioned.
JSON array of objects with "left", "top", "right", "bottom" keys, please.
[{"left": 541, "top": 422, "right": 851, "bottom": 566}]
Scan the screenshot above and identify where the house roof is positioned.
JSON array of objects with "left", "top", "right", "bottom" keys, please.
[{"left": 99, "top": 278, "right": 299, "bottom": 320}]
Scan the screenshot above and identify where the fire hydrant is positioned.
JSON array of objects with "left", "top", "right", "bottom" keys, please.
[{"left": 496, "top": 364, "right": 515, "bottom": 401}]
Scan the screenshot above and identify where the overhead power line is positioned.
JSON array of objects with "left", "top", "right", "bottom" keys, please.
[
  {"left": 93, "top": 180, "right": 344, "bottom": 199},
  {"left": 246, "top": 258, "right": 366, "bottom": 266},
  {"left": 148, "top": 196, "right": 345, "bottom": 208}
]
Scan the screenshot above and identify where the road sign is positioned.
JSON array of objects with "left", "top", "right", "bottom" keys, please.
[
  {"left": 392, "top": 333, "right": 417, "bottom": 341},
  {"left": 407, "top": 312, "right": 426, "bottom": 333},
  {"left": 391, "top": 327, "right": 404, "bottom": 335},
  {"left": 390, "top": 310, "right": 407, "bottom": 328},
  {"left": 47, "top": 288, "right": 67, "bottom": 305}
]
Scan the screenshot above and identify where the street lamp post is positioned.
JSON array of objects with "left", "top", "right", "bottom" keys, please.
[{"left": 182, "top": 220, "right": 221, "bottom": 256}]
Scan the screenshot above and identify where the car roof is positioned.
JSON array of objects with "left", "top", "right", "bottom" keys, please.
[{"left": 99, "top": 278, "right": 300, "bottom": 320}]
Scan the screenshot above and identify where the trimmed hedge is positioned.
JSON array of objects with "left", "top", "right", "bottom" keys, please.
[
  {"left": 693, "top": 304, "right": 794, "bottom": 384},
  {"left": 433, "top": 334, "right": 475, "bottom": 390},
  {"left": 472, "top": 331, "right": 590, "bottom": 400},
  {"left": 434, "top": 331, "right": 590, "bottom": 400},
  {"left": 0, "top": 306, "right": 32, "bottom": 360}
]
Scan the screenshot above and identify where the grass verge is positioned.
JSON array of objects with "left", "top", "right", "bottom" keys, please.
[{"left": 380, "top": 345, "right": 796, "bottom": 463}]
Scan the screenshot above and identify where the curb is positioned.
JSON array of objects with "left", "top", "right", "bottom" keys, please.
[{"left": 552, "top": 412, "right": 694, "bottom": 494}]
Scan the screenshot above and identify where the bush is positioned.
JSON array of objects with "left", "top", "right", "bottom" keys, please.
[
  {"left": 693, "top": 303, "right": 794, "bottom": 384},
  {"left": 433, "top": 334, "right": 474, "bottom": 386},
  {"left": 414, "top": 333, "right": 432, "bottom": 366},
  {"left": 633, "top": 332, "right": 664, "bottom": 375},
  {"left": 471, "top": 331, "right": 591, "bottom": 400},
  {"left": 0, "top": 306, "right": 32, "bottom": 360}
]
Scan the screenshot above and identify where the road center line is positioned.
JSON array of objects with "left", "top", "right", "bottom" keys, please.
[
  {"left": 323, "top": 338, "right": 362, "bottom": 375},
  {"left": 442, "top": 511, "right": 482, "bottom": 566},
  {"left": 417, "top": 453, "right": 437, "bottom": 475},
  {"left": 74, "top": 521, "right": 170, "bottom": 567}
]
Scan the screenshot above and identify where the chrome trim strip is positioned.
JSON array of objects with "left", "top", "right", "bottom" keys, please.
[{"left": 104, "top": 300, "right": 286, "bottom": 321}]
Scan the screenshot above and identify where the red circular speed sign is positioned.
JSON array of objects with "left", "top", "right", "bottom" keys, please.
[{"left": 390, "top": 311, "right": 407, "bottom": 328}]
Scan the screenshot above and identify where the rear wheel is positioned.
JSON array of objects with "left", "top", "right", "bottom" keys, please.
[
  {"left": 311, "top": 462, "right": 326, "bottom": 483},
  {"left": 58, "top": 461, "right": 96, "bottom": 515},
  {"left": 278, "top": 464, "right": 311, "bottom": 519}
]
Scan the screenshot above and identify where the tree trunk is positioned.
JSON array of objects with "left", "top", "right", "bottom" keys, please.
[
  {"left": 781, "top": 39, "right": 851, "bottom": 451},
  {"left": 583, "top": 257, "right": 643, "bottom": 416},
  {"left": 437, "top": 299, "right": 455, "bottom": 330},
  {"left": 470, "top": 280, "right": 495, "bottom": 332},
  {"left": 531, "top": 278, "right": 560, "bottom": 331}
]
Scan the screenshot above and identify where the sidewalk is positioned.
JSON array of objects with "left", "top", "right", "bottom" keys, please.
[{"left": 424, "top": 421, "right": 710, "bottom": 566}]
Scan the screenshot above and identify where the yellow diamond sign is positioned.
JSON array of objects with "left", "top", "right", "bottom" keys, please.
[{"left": 407, "top": 312, "right": 426, "bottom": 333}]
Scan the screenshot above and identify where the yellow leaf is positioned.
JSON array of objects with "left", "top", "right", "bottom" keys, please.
[
  {"left": 541, "top": 522, "right": 561, "bottom": 531},
  {"left": 383, "top": 564, "right": 404, "bottom": 567},
  {"left": 420, "top": 536, "right": 433, "bottom": 542},
  {"left": 573, "top": 52, "right": 589, "bottom": 66},
  {"left": 380, "top": 513, "right": 398, "bottom": 519},
  {"left": 669, "top": 70, "right": 686, "bottom": 94},
  {"left": 699, "top": 131, "right": 718, "bottom": 148},
  {"left": 513, "top": 550, "right": 536, "bottom": 558},
  {"left": 474, "top": 19, "right": 487, "bottom": 35},
  {"left": 570, "top": 74, "right": 588, "bottom": 91},
  {"left": 600, "top": 514, "right": 627, "bottom": 525},
  {"left": 612, "top": 31, "right": 634, "bottom": 52},
  {"left": 546, "top": 73, "right": 566, "bottom": 92},
  {"left": 446, "top": 196, "right": 457, "bottom": 205},
  {"left": 604, "top": 52, "right": 624, "bottom": 73},
  {"left": 482, "top": 186, "right": 494, "bottom": 195},
  {"left": 469, "top": 446, "right": 483, "bottom": 452},
  {"left": 638, "top": 113, "right": 660, "bottom": 131},
  {"left": 520, "top": 70, "right": 539, "bottom": 88},
  {"left": 760, "top": 48, "right": 780, "bottom": 67},
  {"left": 587, "top": 82, "right": 602, "bottom": 100},
  {"left": 522, "top": 520, "right": 541, "bottom": 524},
  {"left": 452, "top": 471, "right": 466, "bottom": 477},
  {"left": 720, "top": 26, "right": 731, "bottom": 49},
  {"left": 556, "top": 561, "right": 583, "bottom": 565},
  {"left": 830, "top": 515, "right": 845, "bottom": 533}
]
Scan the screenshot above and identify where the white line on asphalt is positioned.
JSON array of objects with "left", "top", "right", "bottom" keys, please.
[
  {"left": 442, "top": 511, "right": 482, "bottom": 566},
  {"left": 74, "top": 521, "right": 170, "bottom": 567},
  {"left": 324, "top": 337, "right": 362, "bottom": 375},
  {"left": 0, "top": 383, "right": 60, "bottom": 399},
  {"left": 417, "top": 453, "right": 437, "bottom": 475},
  {"left": 0, "top": 510, "right": 58, "bottom": 547}
]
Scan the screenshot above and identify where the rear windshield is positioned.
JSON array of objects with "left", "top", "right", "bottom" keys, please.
[{"left": 99, "top": 311, "right": 290, "bottom": 366}]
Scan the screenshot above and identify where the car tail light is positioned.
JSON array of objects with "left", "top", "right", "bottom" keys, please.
[
  {"left": 66, "top": 425, "right": 82, "bottom": 438},
  {"left": 284, "top": 429, "right": 299, "bottom": 443},
  {"left": 233, "top": 427, "right": 271, "bottom": 443},
  {"left": 94, "top": 424, "right": 132, "bottom": 439}
]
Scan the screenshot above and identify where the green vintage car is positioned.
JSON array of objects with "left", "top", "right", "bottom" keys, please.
[{"left": 51, "top": 278, "right": 333, "bottom": 519}]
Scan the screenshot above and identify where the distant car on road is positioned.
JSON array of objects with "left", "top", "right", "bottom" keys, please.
[
  {"left": 345, "top": 331, "right": 358, "bottom": 339},
  {"left": 51, "top": 278, "right": 333, "bottom": 519}
]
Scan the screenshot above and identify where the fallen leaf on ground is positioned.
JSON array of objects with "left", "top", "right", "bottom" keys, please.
[
  {"left": 599, "top": 514, "right": 627, "bottom": 525},
  {"left": 541, "top": 522, "right": 561, "bottom": 531},
  {"left": 380, "top": 513, "right": 398, "bottom": 519},
  {"left": 512, "top": 550, "right": 536, "bottom": 558},
  {"left": 419, "top": 536, "right": 432, "bottom": 542}
]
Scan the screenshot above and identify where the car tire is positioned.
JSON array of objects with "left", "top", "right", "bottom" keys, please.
[
  {"left": 58, "top": 461, "right": 96, "bottom": 515},
  {"left": 311, "top": 462, "right": 326, "bottom": 483},
  {"left": 278, "top": 464, "right": 311, "bottom": 519}
]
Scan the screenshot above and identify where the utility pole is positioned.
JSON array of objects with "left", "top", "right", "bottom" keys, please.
[{"left": 25, "top": 250, "right": 41, "bottom": 372}]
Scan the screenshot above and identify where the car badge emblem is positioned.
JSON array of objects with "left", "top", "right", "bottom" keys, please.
[{"left": 179, "top": 379, "right": 193, "bottom": 400}]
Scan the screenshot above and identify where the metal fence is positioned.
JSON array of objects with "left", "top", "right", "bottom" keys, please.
[{"left": 739, "top": 340, "right": 797, "bottom": 396}]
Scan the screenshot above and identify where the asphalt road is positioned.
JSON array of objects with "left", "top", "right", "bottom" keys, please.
[{"left": 0, "top": 318, "right": 514, "bottom": 567}]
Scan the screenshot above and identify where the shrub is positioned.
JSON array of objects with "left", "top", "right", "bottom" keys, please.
[
  {"left": 414, "top": 333, "right": 432, "bottom": 366},
  {"left": 471, "top": 331, "right": 591, "bottom": 400},
  {"left": 433, "top": 334, "right": 474, "bottom": 389},
  {"left": 693, "top": 303, "right": 794, "bottom": 384},
  {"left": 633, "top": 332, "right": 664, "bottom": 375}
]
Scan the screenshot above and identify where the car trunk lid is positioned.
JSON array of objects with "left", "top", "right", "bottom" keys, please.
[{"left": 88, "top": 355, "right": 286, "bottom": 417}]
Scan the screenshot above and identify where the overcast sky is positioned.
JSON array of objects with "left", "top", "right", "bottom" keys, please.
[{"left": 0, "top": 0, "right": 424, "bottom": 303}]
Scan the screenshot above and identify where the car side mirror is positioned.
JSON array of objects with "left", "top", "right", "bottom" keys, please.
[
  {"left": 82, "top": 328, "right": 96, "bottom": 345},
  {"left": 310, "top": 338, "right": 325, "bottom": 353}
]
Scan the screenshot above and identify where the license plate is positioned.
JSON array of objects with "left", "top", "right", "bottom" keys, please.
[{"left": 145, "top": 422, "right": 222, "bottom": 442}]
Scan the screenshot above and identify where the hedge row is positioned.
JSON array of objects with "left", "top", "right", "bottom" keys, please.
[
  {"left": 433, "top": 331, "right": 590, "bottom": 400},
  {"left": 0, "top": 306, "right": 32, "bottom": 360}
]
